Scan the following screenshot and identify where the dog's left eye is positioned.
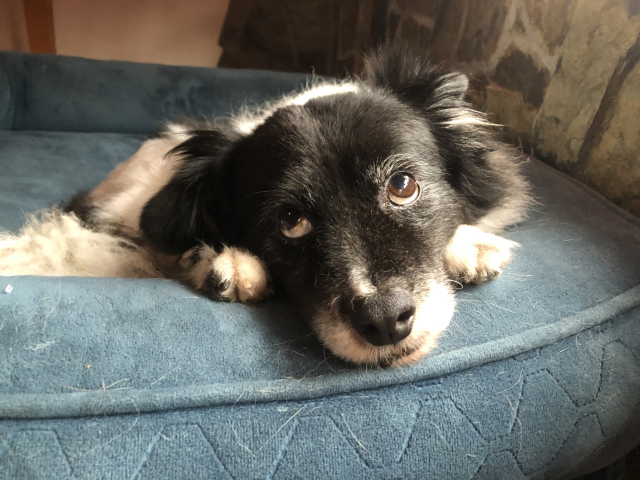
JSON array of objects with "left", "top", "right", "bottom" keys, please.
[
  {"left": 388, "top": 174, "right": 420, "bottom": 206},
  {"left": 280, "top": 209, "right": 313, "bottom": 238}
]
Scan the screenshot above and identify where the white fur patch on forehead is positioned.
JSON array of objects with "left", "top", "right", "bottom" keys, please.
[
  {"left": 232, "top": 81, "right": 361, "bottom": 135},
  {"left": 285, "top": 83, "right": 360, "bottom": 106}
]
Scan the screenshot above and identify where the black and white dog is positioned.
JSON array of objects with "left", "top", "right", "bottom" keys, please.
[{"left": 0, "top": 46, "right": 530, "bottom": 366}]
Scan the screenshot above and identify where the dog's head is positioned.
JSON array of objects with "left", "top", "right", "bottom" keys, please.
[{"left": 142, "top": 46, "right": 509, "bottom": 366}]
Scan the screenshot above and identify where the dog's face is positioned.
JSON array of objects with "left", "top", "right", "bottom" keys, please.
[
  {"left": 142, "top": 47, "right": 509, "bottom": 366},
  {"left": 228, "top": 90, "right": 459, "bottom": 366}
]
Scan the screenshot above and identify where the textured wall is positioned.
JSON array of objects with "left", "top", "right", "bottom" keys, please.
[
  {"left": 218, "top": 0, "right": 378, "bottom": 76},
  {"left": 0, "top": 0, "right": 29, "bottom": 52},
  {"left": 386, "top": 0, "right": 640, "bottom": 216},
  {"left": 0, "top": 0, "right": 230, "bottom": 67},
  {"left": 53, "top": 0, "right": 230, "bottom": 68}
]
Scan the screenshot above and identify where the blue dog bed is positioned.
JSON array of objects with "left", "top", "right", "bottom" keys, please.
[{"left": 1, "top": 52, "right": 639, "bottom": 480}]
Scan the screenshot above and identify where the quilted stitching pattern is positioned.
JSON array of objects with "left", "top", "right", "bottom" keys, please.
[{"left": 1, "top": 310, "right": 638, "bottom": 480}]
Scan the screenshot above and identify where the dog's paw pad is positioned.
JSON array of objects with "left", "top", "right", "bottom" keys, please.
[
  {"left": 446, "top": 225, "right": 517, "bottom": 285},
  {"left": 192, "top": 246, "right": 272, "bottom": 302},
  {"left": 202, "top": 272, "right": 231, "bottom": 298}
]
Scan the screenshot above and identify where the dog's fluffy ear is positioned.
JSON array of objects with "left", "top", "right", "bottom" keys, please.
[
  {"left": 363, "top": 44, "right": 470, "bottom": 111},
  {"left": 140, "top": 129, "right": 240, "bottom": 255}
]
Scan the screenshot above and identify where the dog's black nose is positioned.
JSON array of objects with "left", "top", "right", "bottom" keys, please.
[{"left": 349, "top": 287, "right": 415, "bottom": 346}]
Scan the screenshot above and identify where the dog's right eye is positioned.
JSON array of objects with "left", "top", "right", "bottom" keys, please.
[{"left": 280, "top": 209, "right": 313, "bottom": 238}]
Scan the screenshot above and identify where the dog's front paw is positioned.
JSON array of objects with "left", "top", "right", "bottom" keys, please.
[
  {"left": 445, "top": 225, "right": 518, "bottom": 284},
  {"left": 187, "top": 245, "right": 272, "bottom": 302}
]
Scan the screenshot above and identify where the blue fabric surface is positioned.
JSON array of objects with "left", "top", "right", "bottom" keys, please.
[
  {"left": 0, "top": 52, "right": 309, "bottom": 133},
  {"left": 1, "top": 52, "right": 639, "bottom": 479}
]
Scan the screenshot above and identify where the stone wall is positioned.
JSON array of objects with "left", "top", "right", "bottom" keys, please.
[{"left": 386, "top": 0, "right": 640, "bottom": 216}]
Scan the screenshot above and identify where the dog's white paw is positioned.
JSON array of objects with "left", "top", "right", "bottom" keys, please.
[
  {"left": 187, "top": 245, "right": 272, "bottom": 302},
  {"left": 445, "top": 225, "right": 518, "bottom": 284}
]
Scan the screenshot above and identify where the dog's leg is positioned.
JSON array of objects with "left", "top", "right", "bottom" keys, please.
[
  {"left": 181, "top": 244, "right": 272, "bottom": 302},
  {"left": 445, "top": 225, "right": 518, "bottom": 284}
]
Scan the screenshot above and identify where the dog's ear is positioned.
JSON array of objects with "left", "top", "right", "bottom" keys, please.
[
  {"left": 140, "top": 128, "right": 241, "bottom": 255},
  {"left": 363, "top": 43, "right": 470, "bottom": 113}
]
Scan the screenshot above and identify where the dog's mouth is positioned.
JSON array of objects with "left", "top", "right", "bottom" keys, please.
[
  {"left": 310, "top": 281, "right": 455, "bottom": 367},
  {"left": 376, "top": 334, "right": 427, "bottom": 367}
]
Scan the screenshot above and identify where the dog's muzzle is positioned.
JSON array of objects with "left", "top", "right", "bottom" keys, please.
[{"left": 345, "top": 287, "right": 416, "bottom": 346}]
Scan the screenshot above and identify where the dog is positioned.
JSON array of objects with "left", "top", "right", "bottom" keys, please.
[{"left": 0, "top": 45, "right": 530, "bottom": 367}]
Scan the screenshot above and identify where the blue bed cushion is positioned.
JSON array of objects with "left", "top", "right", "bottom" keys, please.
[{"left": 1, "top": 52, "right": 639, "bottom": 480}]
